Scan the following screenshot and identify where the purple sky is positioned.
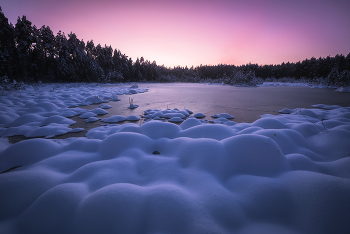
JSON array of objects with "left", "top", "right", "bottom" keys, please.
[{"left": 1, "top": 0, "right": 350, "bottom": 67}]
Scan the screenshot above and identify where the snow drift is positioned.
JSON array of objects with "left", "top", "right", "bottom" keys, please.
[
  {"left": 0, "top": 105, "right": 350, "bottom": 234},
  {"left": 0, "top": 83, "right": 349, "bottom": 234}
]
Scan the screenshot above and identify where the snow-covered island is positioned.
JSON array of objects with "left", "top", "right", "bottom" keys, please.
[{"left": 0, "top": 83, "right": 350, "bottom": 234}]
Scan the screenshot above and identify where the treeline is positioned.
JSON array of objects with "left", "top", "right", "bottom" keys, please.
[
  {"left": 195, "top": 55, "right": 350, "bottom": 86},
  {"left": 1, "top": 7, "right": 349, "bottom": 87},
  {"left": 0, "top": 7, "right": 160, "bottom": 83}
]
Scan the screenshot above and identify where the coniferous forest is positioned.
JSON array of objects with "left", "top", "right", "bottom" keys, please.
[{"left": 1, "top": 7, "right": 350, "bottom": 87}]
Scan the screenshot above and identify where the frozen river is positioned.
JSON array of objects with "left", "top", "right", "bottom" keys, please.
[
  {"left": 101, "top": 83, "right": 350, "bottom": 123},
  {"left": 9, "top": 82, "right": 350, "bottom": 142}
]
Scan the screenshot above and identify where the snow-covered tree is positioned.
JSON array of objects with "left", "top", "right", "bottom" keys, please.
[
  {"left": 327, "top": 67, "right": 340, "bottom": 86},
  {"left": 339, "top": 70, "right": 350, "bottom": 87}
]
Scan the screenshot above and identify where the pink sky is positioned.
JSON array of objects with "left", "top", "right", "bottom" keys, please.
[{"left": 2, "top": 0, "right": 350, "bottom": 67}]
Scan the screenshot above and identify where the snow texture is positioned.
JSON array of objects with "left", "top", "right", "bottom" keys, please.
[
  {"left": 101, "top": 115, "right": 127, "bottom": 123},
  {"left": 126, "top": 115, "right": 141, "bottom": 121},
  {"left": 193, "top": 112, "right": 206, "bottom": 118},
  {"left": 0, "top": 84, "right": 350, "bottom": 234},
  {"left": 127, "top": 104, "right": 139, "bottom": 109},
  {"left": 0, "top": 84, "right": 147, "bottom": 138},
  {"left": 85, "top": 117, "right": 101, "bottom": 123},
  {"left": 336, "top": 86, "right": 350, "bottom": 92}
]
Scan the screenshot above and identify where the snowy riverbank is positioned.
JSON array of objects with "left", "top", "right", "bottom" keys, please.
[{"left": 0, "top": 83, "right": 350, "bottom": 234}]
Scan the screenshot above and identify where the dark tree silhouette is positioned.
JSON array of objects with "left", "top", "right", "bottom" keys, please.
[{"left": 0, "top": 8, "right": 349, "bottom": 87}]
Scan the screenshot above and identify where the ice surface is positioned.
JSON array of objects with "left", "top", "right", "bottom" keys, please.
[{"left": 0, "top": 84, "right": 349, "bottom": 234}]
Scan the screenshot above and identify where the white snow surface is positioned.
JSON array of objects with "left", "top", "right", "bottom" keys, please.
[
  {"left": 0, "top": 84, "right": 350, "bottom": 234},
  {"left": 213, "top": 113, "right": 234, "bottom": 119},
  {"left": 126, "top": 115, "right": 141, "bottom": 121},
  {"left": 101, "top": 115, "right": 127, "bottom": 123},
  {"left": 85, "top": 117, "right": 101, "bottom": 123},
  {"left": 0, "top": 84, "right": 147, "bottom": 138},
  {"left": 193, "top": 112, "right": 206, "bottom": 118},
  {"left": 336, "top": 86, "right": 350, "bottom": 92},
  {"left": 259, "top": 82, "right": 350, "bottom": 92},
  {"left": 258, "top": 82, "right": 329, "bottom": 89}
]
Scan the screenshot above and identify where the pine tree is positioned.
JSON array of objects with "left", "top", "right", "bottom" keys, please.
[
  {"left": 14, "top": 15, "right": 36, "bottom": 80},
  {"left": 37, "top": 25, "right": 56, "bottom": 80},
  {"left": 339, "top": 70, "right": 350, "bottom": 87},
  {"left": 0, "top": 7, "right": 16, "bottom": 78},
  {"left": 327, "top": 67, "right": 340, "bottom": 86}
]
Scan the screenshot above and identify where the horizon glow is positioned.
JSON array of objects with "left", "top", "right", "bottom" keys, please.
[{"left": 1, "top": 0, "right": 350, "bottom": 67}]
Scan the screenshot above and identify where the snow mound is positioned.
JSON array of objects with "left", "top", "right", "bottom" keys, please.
[
  {"left": 211, "top": 113, "right": 234, "bottom": 119},
  {"left": 127, "top": 104, "right": 139, "bottom": 109},
  {"left": 110, "top": 97, "right": 121, "bottom": 101},
  {"left": 40, "top": 115, "right": 76, "bottom": 126},
  {"left": 335, "top": 86, "right": 350, "bottom": 92},
  {"left": 102, "top": 115, "right": 127, "bottom": 123},
  {"left": 25, "top": 123, "right": 73, "bottom": 138},
  {"left": 85, "top": 117, "right": 101, "bottom": 123},
  {"left": 0, "top": 84, "right": 350, "bottom": 234},
  {"left": 100, "top": 104, "right": 112, "bottom": 109},
  {"left": 209, "top": 117, "right": 236, "bottom": 125},
  {"left": 0, "top": 111, "right": 19, "bottom": 124},
  {"left": 312, "top": 104, "right": 341, "bottom": 110},
  {"left": 168, "top": 117, "right": 184, "bottom": 123},
  {"left": 179, "top": 118, "right": 202, "bottom": 130},
  {"left": 61, "top": 110, "right": 79, "bottom": 117},
  {"left": 27, "top": 102, "right": 60, "bottom": 113},
  {"left": 0, "top": 137, "right": 10, "bottom": 153},
  {"left": 142, "top": 108, "right": 193, "bottom": 123},
  {"left": 5, "top": 114, "right": 46, "bottom": 127},
  {"left": 70, "top": 128, "right": 84, "bottom": 133},
  {"left": 126, "top": 115, "right": 140, "bottom": 121},
  {"left": 79, "top": 112, "right": 97, "bottom": 119},
  {"left": 163, "top": 113, "right": 186, "bottom": 119},
  {"left": 0, "top": 83, "right": 147, "bottom": 139},
  {"left": 279, "top": 108, "right": 295, "bottom": 114},
  {"left": 1, "top": 106, "right": 350, "bottom": 233},
  {"left": 91, "top": 108, "right": 108, "bottom": 115},
  {"left": 193, "top": 112, "right": 206, "bottom": 118},
  {"left": 84, "top": 96, "right": 105, "bottom": 104}
]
